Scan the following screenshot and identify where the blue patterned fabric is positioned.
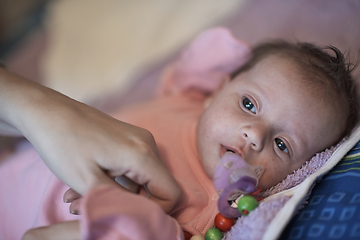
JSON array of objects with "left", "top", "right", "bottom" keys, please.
[{"left": 280, "top": 140, "right": 360, "bottom": 239}]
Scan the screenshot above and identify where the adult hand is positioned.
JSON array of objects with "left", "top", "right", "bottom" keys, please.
[
  {"left": 0, "top": 68, "right": 181, "bottom": 213},
  {"left": 63, "top": 176, "right": 143, "bottom": 215}
]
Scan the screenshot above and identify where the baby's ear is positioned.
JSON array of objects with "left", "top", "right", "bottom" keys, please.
[{"left": 158, "top": 27, "right": 251, "bottom": 96}]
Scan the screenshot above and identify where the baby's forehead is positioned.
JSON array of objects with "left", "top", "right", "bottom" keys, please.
[
  {"left": 253, "top": 54, "right": 302, "bottom": 75},
  {"left": 241, "top": 54, "right": 339, "bottom": 97},
  {"left": 237, "top": 55, "right": 306, "bottom": 89}
]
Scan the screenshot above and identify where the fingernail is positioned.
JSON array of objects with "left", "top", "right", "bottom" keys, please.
[{"left": 70, "top": 210, "right": 79, "bottom": 215}]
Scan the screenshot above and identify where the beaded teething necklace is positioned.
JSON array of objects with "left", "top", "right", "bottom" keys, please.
[
  {"left": 183, "top": 150, "right": 264, "bottom": 240},
  {"left": 183, "top": 187, "right": 262, "bottom": 240}
]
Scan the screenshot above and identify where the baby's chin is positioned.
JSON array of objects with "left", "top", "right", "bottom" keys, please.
[{"left": 257, "top": 177, "right": 281, "bottom": 191}]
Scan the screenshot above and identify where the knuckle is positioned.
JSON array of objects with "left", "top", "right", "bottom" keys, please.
[
  {"left": 137, "top": 142, "right": 154, "bottom": 159},
  {"left": 131, "top": 130, "right": 157, "bottom": 157},
  {"left": 139, "top": 128, "right": 156, "bottom": 142}
]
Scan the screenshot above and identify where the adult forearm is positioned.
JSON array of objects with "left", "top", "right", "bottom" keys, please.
[
  {"left": 0, "top": 68, "right": 46, "bottom": 136},
  {"left": 0, "top": 68, "right": 78, "bottom": 138},
  {"left": 0, "top": 67, "right": 98, "bottom": 192},
  {"left": 0, "top": 68, "right": 182, "bottom": 212}
]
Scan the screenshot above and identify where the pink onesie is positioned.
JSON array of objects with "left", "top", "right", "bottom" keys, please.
[
  {"left": 0, "top": 28, "right": 251, "bottom": 240},
  {"left": 81, "top": 94, "right": 218, "bottom": 239}
]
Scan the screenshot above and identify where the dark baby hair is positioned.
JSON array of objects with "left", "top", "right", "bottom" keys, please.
[{"left": 231, "top": 41, "right": 359, "bottom": 137}]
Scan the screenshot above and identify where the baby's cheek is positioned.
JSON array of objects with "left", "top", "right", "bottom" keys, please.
[{"left": 259, "top": 162, "right": 287, "bottom": 190}]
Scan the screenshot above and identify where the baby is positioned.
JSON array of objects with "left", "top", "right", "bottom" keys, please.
[{"left": 2, "top": 28, "right": 358, "bottom": 240}]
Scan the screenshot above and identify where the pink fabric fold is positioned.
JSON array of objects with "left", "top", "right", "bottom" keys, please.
[
  {"left": 160, "top": 27, "right": 251, "bottom": 95},
  {"left": 80, "top": 185, "right": 183, "bottom": 240}
]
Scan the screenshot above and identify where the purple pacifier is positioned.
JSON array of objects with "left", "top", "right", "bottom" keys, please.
[{"left": 213, "top": 151, "right": 265, "bottom": 218}]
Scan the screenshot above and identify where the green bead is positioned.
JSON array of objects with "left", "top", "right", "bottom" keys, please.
[
  {"left": 237, "top": 195, "right": 258, "bottom": 216},
  {"left": 205, "top": 227, "right": 222, "bottom": 240}
]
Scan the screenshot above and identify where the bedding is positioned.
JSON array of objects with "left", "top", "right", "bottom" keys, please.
[
  {"left": 263, "top": 128, "right": 360, "bottom": 239},
  {"left": 279, "top": 140, "right": 360, "bottom": 239},
  {"left": 1, "top": 0, "right": 360, "bottom": 239}
]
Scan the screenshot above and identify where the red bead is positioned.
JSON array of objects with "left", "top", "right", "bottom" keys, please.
[
  {"left": 214, "top": 212, "right": 235, "bottom": 232},
  {"left": 183, "top": 231, "right": 192, "bottom": 240}
]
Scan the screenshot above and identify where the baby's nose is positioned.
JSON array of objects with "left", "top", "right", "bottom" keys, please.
[{"left": 240, "top": 123, "right": 269, "bottom": 152}]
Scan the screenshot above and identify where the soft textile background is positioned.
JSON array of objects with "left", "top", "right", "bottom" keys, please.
[
  {"left": 1, "top": 1, "right": 360, "bottom": 239},
  {"left": 5, "top": 0, "right": 360, "bottom": 111},
  {"left": 40, "top": 0, "right": 245, "bottom": 103}
]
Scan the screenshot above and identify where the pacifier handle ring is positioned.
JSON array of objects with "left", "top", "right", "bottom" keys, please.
[{"left": 217, "top": 176, "right": 257, "bottom": 218}]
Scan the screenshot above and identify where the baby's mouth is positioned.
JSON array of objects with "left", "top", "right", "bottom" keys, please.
[{"left": 221, "top": 145, "right": 243, "bottom": 159}]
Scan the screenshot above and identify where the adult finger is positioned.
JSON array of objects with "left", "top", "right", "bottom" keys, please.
[
  {"left": 63, "top": 188, "right": 81, "bottom": 203},
  {"left": 69, "top": 199, "right": 81, "bottom": 215},
  {"left": 105, "top": 151, "right": 182, "bottom": 213}
]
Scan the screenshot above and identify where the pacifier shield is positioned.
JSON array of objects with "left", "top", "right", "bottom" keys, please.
[{"left": 213, "top": 151, "right": 265, "bottom": 218}]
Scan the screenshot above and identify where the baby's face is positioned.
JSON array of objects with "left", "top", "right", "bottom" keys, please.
[{"left": 197, "top": 55, "right": 346, "bottom": 190}]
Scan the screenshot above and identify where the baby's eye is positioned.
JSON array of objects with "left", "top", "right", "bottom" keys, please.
[
  {"left": 242, "top": 97, "right": 256, "bottom": 113},
  {"left": 275, "top": 138, "right": 289, "bottom": 154}
]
